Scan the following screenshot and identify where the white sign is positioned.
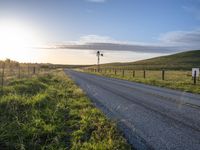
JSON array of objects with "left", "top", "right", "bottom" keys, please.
[{"left": 192, "top": 68, "right": 199, "bottom": 77}]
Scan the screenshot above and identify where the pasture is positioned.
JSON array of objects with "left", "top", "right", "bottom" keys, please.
[
  {"left": 84, "top": 68, "right": 200, "bottom": 94},
  {"left": 0, "top": 66, "right": 130, "bottom": 149}
]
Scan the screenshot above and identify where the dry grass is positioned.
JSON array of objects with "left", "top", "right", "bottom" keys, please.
[{"left": 85, "top": 69, "right": 200, "bottom": 94}]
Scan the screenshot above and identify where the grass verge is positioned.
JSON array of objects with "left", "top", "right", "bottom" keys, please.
[
  {"left": 0, "top": 71, "right": 131, "bottom": 150},
  {"left": 84, "top": 71, "right": 200, "bottom": 94}
]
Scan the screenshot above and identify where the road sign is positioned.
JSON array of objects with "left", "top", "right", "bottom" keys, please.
[{"left": 192, "top": 68, "right": 199, "bottom": 77}]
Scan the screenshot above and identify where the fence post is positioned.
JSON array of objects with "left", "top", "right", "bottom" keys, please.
[
  {"left": 33, "top": 66, "right": 36, "bottom": 74},
  {"left": 194, "top": 71, "right": 197, "bottom": 85},
  {"left": 28, "top": 65, "right": 30, "bottom": 77},
  {"left": 115, "top": 69, "right": 117, "bottom": 75},
  {"left": 37, "top": 66, "right": 40, "bottom": 75},
  {"left": 18, "top": 65, "right": 21, "bottom": 79},
  {"left": 143, "top": 70, "right": 146, "bottom": 78},
  {"left": 1, "top": 62, "right": 5, "bottom": 90},
  {"left": 132, "top": 70, "right": 135, "bottom": 77},
  {"left": 162, "top": 70, "right": 165, "bottom": 80},
  {"left": 122, "top": 70, "right": 124, "bottom": 77}
]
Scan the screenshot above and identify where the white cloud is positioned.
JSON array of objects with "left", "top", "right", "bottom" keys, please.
[
  {"left": 159, "top": 29, "right": 200, "bottom": 49},
  {"left": 79, "top": 35, "right": 113, "bottom": 43},
  {"left": 160, "top": 30, "right": 200, "bottom": 45},
  {"left": 76, "top": 35, "right": 155, "bottom": 45},
  {"left": 44, "top": 28, "right": 200, "bottom": 54},
  {"left": 47, "top": 35, "right": 175, "bottom": 53}
]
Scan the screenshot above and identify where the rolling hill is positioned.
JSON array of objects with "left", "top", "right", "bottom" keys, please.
[{"left": 101, "top": 50, "right": 200, "bottom": 70}]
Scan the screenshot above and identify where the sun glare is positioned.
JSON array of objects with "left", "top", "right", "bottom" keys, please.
[{"left": 0, "top": 20, "right": 43, "bottom": 61}]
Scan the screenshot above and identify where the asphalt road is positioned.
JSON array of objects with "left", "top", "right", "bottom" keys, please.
[{"left": 65, "top": 69, "right": 200, "bottom": 150}]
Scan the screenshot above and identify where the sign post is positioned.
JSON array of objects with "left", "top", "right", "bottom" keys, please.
[{"left": 192, "top": 68, "right": 199, "bottom": 85}]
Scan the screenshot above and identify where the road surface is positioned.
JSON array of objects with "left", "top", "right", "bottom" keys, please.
[{"left": 65, "top": 69, "right": 200, "bottom": 150}]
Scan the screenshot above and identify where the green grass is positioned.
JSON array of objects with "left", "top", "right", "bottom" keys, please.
[
  {"left": 85, "top": 50, "right": 200, "bottom": 94},
  {"left": 0, "top": 71, "right": 130, "bottom": 150},
  {"left": 85, "top": 70, "right": 200, "bottom": 94},
  {"left": 99, "top": 50, "right": 200, "bottom": 70}
]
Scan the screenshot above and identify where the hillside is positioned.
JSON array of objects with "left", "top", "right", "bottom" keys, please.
[{"left": 101, "top": 50, "right": 200, "bottom": 70}]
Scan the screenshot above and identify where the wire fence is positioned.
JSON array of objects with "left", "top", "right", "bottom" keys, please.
[
  {"left": 84, "top": 68, "right": 199, "bottom": 85},
  {"left": 0, "top": 63, "right": 52, "bottom": 90}
]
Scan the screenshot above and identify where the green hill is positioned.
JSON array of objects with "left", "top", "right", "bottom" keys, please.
[{"left": 102, "top": 50, "right": 200, "bottom": 70}]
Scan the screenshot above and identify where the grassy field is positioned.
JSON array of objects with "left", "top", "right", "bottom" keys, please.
[
  {"left": 98, "top": 50, "right": 200, "bottom": 70},
  {"left": 0, "top": 70, "right": 130, "bottom": 150},
  {"left": 83, "top": 50, "right": 200, "bottom": 94},
  {"left": 84, "top": 69, "right": 200, "bottom": 94}
]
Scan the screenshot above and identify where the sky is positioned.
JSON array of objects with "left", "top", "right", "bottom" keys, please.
[{"left": 0, "top": 0, "right": 200, "bottom": 64}]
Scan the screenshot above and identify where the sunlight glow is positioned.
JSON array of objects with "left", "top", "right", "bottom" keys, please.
[{"left": 0, "top": 20, "right": 44, "bottom": 62}]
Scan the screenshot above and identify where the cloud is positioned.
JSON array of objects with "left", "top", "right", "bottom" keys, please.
[
  {"left": 45, "top": 35, "right": 176, "bottom": 53},
  {"left": 79, "top": 35, "right": 113, "bottom": 43},
  {"left": 55, "top": 42, "right": 175, "bottom": 53},
  {"left": 43, "top": 28, "right": 200, "bottom": 54},
  {"left": 159, "top": 29, "right": 200, "bottom": 49},
  {"left": 86, "top": 0, "right": 107, "bottom": 3}
]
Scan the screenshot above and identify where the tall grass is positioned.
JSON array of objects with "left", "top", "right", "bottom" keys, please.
[
  {"left": 85, "top": 70, "right": 200, "bottom": 94},
  {"left": 0, "top": 72, "right": 130, "bottom": 150}
]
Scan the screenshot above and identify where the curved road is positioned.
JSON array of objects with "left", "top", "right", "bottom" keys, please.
[{"left": 65, "top": 69, "right": 200, "bottom": 150}]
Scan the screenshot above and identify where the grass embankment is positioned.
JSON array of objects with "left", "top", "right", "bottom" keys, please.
[
  {"left": 85, "top": 70, "right": 200, "bottom": 94},
  {"left": 85, "top": 50, "right": 200, "bottom": 94},
  {"left": 0, "top": 72, "right": 130, "bottom": 149},
  {"left": 100, "top": 50, "right": 200, "bottom": 70}
]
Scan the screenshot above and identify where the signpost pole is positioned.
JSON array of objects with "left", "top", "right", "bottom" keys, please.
[
  {"left": 192, "top": 68, "right": 199, "bottom": 85},
  {"left": 194, "top": 71, "right": 197, "bottom": 85}
]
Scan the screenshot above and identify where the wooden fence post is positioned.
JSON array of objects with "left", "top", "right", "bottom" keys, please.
[
  {"left": 143, "top": 70, "right": 146, "bottom": 78},
  {"left": 28, "top": 65, "right": 30, "bottom": 77},
  {"left": 38, "top": 66, "right": 40, "bottom": 74},
  {"left": 1, "top": 62, "right": 5, "bottom": 90},
  {"left": 162, "top": 70, "right": 165, "bottom": 80},
  {"left": 132, "top": 70, "right": 135, "bottom": 77},
  {"left": 33, "top": 66, "right": 36, "bottom": 74},
  {"left": 18, "top": 65, "right": 21, "bottom": 79},
  {"left": 115, "top": 69, "right": 117, "bottom": 75},
  {"left": 122, "top": 70, "right": 125, "bottom": 77}
]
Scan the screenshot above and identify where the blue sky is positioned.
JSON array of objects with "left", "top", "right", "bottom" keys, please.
[{"left": 0, "top": 0, "right": 200, "bottom": 64}]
